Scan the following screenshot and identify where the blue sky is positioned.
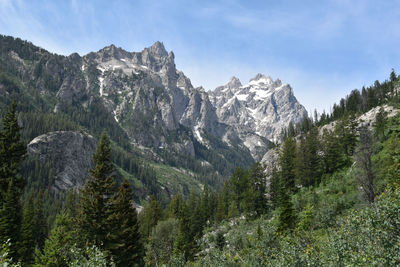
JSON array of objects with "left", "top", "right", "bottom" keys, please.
[{"left": 1, "top": 0, "right": 400, "bottom": 113}]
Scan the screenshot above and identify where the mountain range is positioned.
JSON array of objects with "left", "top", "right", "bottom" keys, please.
[{"left": 0, "top": 35, "right": 306, "bottom": 202}]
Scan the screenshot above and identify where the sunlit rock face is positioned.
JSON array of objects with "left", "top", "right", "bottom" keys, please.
[{"left": 209, "top": 74, "right": 307, "bottom": 159}]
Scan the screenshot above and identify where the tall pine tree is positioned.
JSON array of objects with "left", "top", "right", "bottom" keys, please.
[
  {"left": 0, "top": 101, "right": 26, "bottom": 262},
  {"left": 77, "top": 132, "right": 116, "bottom": 250},
  {"left": 108, "top": 179, "right": 144, "bottom": 266},
  {"left": 296, "top": 127, "right": 323, "bottom": 187},
  {"left": 279, "top": 137, "right": 297, "bottom": 192},
  {"left": 139, "top": 195, "right": 162, "bottom": 238},
  {"left": 34, "top": 190, "right": 47, "bottom": 251},
  {"left": 0, "top": 180, "right": 22, "bottom": 262},
  {"left": 323, "top": 129, "right": 346, "bottom": 173},
  {"left": 19, "top": 193, "right": 36, "bottom": 265},
  {"left": 245, "top": 162, "right": 268, "bottom": 217},
  {"left": 0, "top": 100, "right": 26, "bottom": 200},
  {"left": 277, "top": 183, "right": 296, "bottom": 233}
]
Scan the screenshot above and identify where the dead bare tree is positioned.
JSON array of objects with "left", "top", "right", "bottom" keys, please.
[{"left": 354, "top": 125, "right": 376, "bottom": 203}]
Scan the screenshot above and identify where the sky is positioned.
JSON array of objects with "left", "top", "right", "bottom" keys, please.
[{"left": 1, "top": 0, "right": 400, "bottom": 113}]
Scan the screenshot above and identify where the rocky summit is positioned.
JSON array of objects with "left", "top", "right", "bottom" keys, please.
[{"left": 210, "top": 74, "right": 307, "bottom": 143}]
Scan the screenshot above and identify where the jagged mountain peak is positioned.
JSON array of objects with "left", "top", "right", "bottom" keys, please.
[
  {"left": 196, "top": 86, "right": 206, "bottom": 92},
  {"left": 227, "top": 76, "right": 242, "bottom": 89},
  {"left": 212, "top": 76, "right": 242, "bottom": 96},
  {"left": 210, "top": 73, "right": 307, "bottom": 147},
  {"left": 92, "top": 44, "right": 131, "bottom": 62},
  {"left": 145, "top": 41, "right": 168, "bottom": 57},
  {"left": 248, "top": 73, "right": 273, "bottom": 86},
  {"left": 99, "top": 44, "right": 124, "bottom": 53},
  {"left": 250, "top": 73, "right": 267, "bottom": 81},
  {"left": 92, "top": 41, "right": 170, "bottom": 63}
]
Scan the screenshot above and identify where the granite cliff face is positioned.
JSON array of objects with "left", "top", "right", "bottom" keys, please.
[
  {"left": 27, "top": 131, "right": 96, "bottom": 192},
  {"left": 210, "top": 74, "right": 307, "bottom": 143},
  {"left": 76, "top": 42, "right": 234, "bottom": 156}
]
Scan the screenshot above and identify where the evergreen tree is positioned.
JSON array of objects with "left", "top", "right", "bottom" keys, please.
[
  {"left": 279, "top": 137, "right": 297, "bottom": 191},
  {"left": 76, "top": 132, "right": 116, "bottom": 249},
  {"left": 200, "top": 185, "right": 212, "bottom": 224},
  {"left": 64, "top": 190, "right": 79, "bottom": 218},
  {"left": 227, "top": 200, "right": 239, "bottom": 218},
  {"left": 0, "top": 100, "right": 26, "bottom": 200},
  {"left": 189, "top": 195, "right": 204, "bottom": 240},
  {"left": 346, "top": 89, "right": 362, "bottom": 113},
  {"left": 295, "top": 135, "right": 307, "bottom": 184},
  {"left": 215, "top": 193, "right": 226, "bottom": 223},
  {"left": 286, "top": 121, "right": 296, "bottom": 137},
  {"left": 323, "top": 129, "right": 346, "bottom": 173},
  {"left": 174, "top": 195, "right": 202, "bottom": 261},
  {"left": 108, "top": 179, "right": 143, "bottom": 266},
  {"left": 227, "top": 167, "right": 249, "bottom": 213},
  {"left": 167, "top": 194, "right": 184, "bottom": 219},
  {"left": 390, "top": 68, "right": 397, "bottom": 82},
  {"left": 374, "top": 107, "right": 388, "bottom": 141},
  {"left": 0, "top": 180, "right": 22, "bottom": 262},
  {"left": 361, "top": 87, "right": 369, "bottom": 112},
  {"left": 36, "top": 212, "right": 76, "bottom": 267},
  {"left": 174, "top": 204, "right": 192, "bottom": 261},
  {"left": 296, "top": 127, "right": 323, "bottom": 187},
  {"left": 0, "top": 101, "right": 26, "bottom": 263},
  {"left": 339, "top": 115, "right": 358, "bottom": 158},
  {"left": 269, "top": 166, "right": 280, "bottom": 209},
  {"left": 34, "top": 190, "right": 47, "bottom": 251},
  {"left": 277, "top": 184, "right": 296, "bottom": 233},
  {"left": 245, "top": 162, "right": 268, "bottom": 217},
  {"left": 139, "top": 195, "right": 162, "bottom": 238},
  {"left": 19, "top": 193, "right": 36, "bottom": 265}
]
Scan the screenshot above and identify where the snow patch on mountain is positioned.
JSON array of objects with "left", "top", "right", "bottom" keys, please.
[
  {"left": 194, "top": 125, "right": 203, "bottom": 143},
  {"left": 210, "top": 73, "right": 307, "bottom": 156}
]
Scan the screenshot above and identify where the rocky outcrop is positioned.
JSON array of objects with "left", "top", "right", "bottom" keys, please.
[
  {"left": 27, "top": 131, "right": 96, "bottom": 192},
  {"left": 320, "top": 105, "right": 400, "bottom": 133},
  {"left": 209, "top": 74, "right": 307, "bottom": 159}
]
